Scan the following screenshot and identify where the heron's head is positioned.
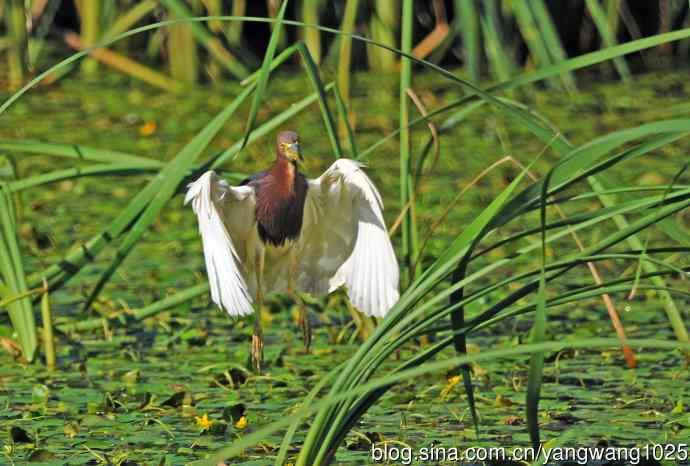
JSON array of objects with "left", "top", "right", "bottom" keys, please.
[{"left": 277, "top": 130, "right": 303, "bottom": 163}]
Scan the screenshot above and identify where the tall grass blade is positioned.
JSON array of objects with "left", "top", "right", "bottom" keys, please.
[
  {"left": 241, "top": 0, "right": 288, "bottom": 149},
  {"left": 399, "top": 0, "right": 419, "bottom": 284},
  {"left": 40, "top": 284, "right": 55, "bottom": 371},
  {"left": 5, "top": 163, "right": 243, "bottom": 194},
  {"left": 526, "top": 292, "right": 546, "bottom": 446},
  {"left": 659, "top": 217, "right": 690, "bottom": 245},
  {"left": 302, "top": 0, "right": 323, "bottom": 64},
  {"left": 480, "top": 1, "right": 516, "bottom": 83},
  {"left": 0, "top": 140, "right": 157, "bottom": 165},
  {"left": 296, "top": 42, "right": 342, "bottom": 158},
  {"left": 0, "top": 186, "right": 37, "bottom": 361},
  {"left": 57, "top": 283, "right": 209, "bottom": 333},
  {"left": 226, "top": 0, "right": 246, "bottom": 45},
  {"left": 530, "top": 0, "right": 577, "bottom": 90},
  {"left": 168, "top": 5, "right": 199, "bottom": 84},
  {"left": 102, "top": 0, "right": 158, "bottom": 41},
  {"left": 333, "top": 83, "right": 358, "bottom": 158},
  {"left": 368, "top": 0, "right": 397, "bottom": 70},
  {"left": 336, "top": 0, "right": 361, "bottom": 145},
  {"left": 4, "top": 0, "right": 28, "bottom": 89},
  {"left": 203, "top": 0, "right": 223, "bottom": 34},
  {"left": 159, "top": 0, "right": 249, "bottom": 78},
  {"left": 64, "top": 32, "right": 185, "bottom": 93},
  {"left": 526, "top": 170, "right": 551, "bottom": 448},
  {"left": 77, "top": 0, "right": 100, "bottom": 75},
  {"left": 512, "top": 0, "right": 558, "bottom": 88},
  {"left": 456, "top": 0, "right": 480, "bottom": 82},
  {"left": 585, "top": 0, "right": 632, "bottom": 81}
]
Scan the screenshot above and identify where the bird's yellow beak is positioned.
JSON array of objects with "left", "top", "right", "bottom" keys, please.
[{"left": 286, "top": 142, "right": 303, "bottom": 162}]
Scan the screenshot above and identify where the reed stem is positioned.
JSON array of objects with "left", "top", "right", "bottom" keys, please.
[
  {"left": 40, "top": 283, "right": 55, "bottom": 371},
  {"left": 78, "top": 0, "right": 100, "bottom": 76},
  {"left": 64, "top": 32, "right": 184, "bottom": 93},
  {"left": 4, "top": 0, "right": 28, "bottom": 89},
  {"left": 0, "top": 188, "right": 37, "bottom": 361},
  {"left": 337, "top": 0, "right": 360, "bottom": 148},
  {"left": 226, "top": 0, "right": 246, "bottom": 45},
  {"left": 368, "top": 0, "right": 397, "bottom": 70},
  {"left": 302, "top": 0, "right": 322, "bottom": 64},
  {"left": 168, "top": 4, "right": 199, "bottom": 84},
  {"left": 399, "top": 0, "right": 419, "bottom": 284}
]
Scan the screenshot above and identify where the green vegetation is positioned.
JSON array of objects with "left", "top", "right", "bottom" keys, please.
[{"left": 1, "top": 1, "right": 690, "bottom": 465}]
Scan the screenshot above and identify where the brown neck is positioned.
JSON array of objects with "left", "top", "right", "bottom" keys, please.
[{"left": 270, "top": 155, "right": 296, "bottom": 193}]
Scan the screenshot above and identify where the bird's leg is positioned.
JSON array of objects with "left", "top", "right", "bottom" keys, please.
[
  {"left": 288, "top": 248, "right": 311, "bottom": 353},
  {"left": 251, "top": 249, "right": 265, "bottom": 373}
]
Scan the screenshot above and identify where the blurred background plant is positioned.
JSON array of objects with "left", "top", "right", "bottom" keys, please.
[{"left": 1, "top": 0, "right": 689, "bottom": 92}]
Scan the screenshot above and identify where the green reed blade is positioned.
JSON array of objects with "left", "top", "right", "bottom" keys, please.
[
  {"left": 167, "top": 5, "right": 199, "bottom": 84},
  {"left": 159, "top": 0, "right": 249, "bottom": 78},
  {"left": 333, "top": 83, "right": 358, "bottom": 158},
  {"left": 336, "top": 0, "right": 360, "bottom": 147},
  {"left": 78, "top": 0, "right": 100, "bottom": 75},
  {"left": 40, "top": 287, "right": 55, "bottom": 370},
  {"left": 102, "top": 0, "right": 158, "bottom": 41},
  {"left": 398, "top": 0, "right": 418, "bottom": 287},
  {"left": 4, "top": 0, "right": 28, "bottom": 89},
  {"left": 57, "top": 283, "right": 209, "bottom": 333},
  {"left": 296, "top": 42, "right": 342, "bottom": 158},
  {"left": 480, "top": 1, "right": 516, "bottom": 83},
  {"left": 659, "top": 218, "right": 690, "bottom": 245},
  {"left": 456, "top": 0, "right": 480, "bottom": 82},
  {"left": 368, "top": 0, "right": 397, "bottom": 70},
  {"left": 241, "top": 0, "right": 288, "bottom": 149},
  {"left": 530, "top": 0, "right": 577, "bottom": 90},
  {"left": 0, "top": 140, "right": 157, "bottom": 165},
  {"left": 511, "top": 0, "right": 558, "bottom": 88},
  {"left": 585, "top": 0, "right": 632, "bottom": 81},
  {"left": 0, "top": 187, "right": 36, "bottom": 361},
  {"left": 302, "top": 0, "right": 322, "bottom": 64},
  {"left": 526, "top": 168, "right": 551, "bottom": 448},
  {"left": 226, "top": 0, "right": 246, "bottom": 45}
]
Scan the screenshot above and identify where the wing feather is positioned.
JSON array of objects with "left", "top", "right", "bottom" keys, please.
[
  {"left": 185, "top": 171, "right": 255, "bottom": 317},
  {"left": 300, "top": 159, "right": 399, "bottom": 317}
]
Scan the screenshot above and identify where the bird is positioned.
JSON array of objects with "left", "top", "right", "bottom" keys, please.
[{"left": 185, "top": 130, "right": 399, "bottom": 372}]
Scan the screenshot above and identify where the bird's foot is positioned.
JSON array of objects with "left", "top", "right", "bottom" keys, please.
[{"left": 251, "top": 333, "right": 264, "bottom": 373}]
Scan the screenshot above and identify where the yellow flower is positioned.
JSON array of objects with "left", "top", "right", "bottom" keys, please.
[
  {"left": 139, "top": 121, "right": 157, "bottom": 137},
  {"left": 440, "top": 375, "right": 461, "bottom": 399},
  {"left": 234, "top": 415, "right": 248, "bottom": 429},
  {"left": 195, "top": 413, "right": 212, "bottom": 431}
]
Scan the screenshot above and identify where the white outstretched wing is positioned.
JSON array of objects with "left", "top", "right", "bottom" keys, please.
[
  {"left": 185, "top": 171, "right": 255, "bottom": 317},
  {"left": 299, "top": 159, "right": 399, "bottom": 317}
]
